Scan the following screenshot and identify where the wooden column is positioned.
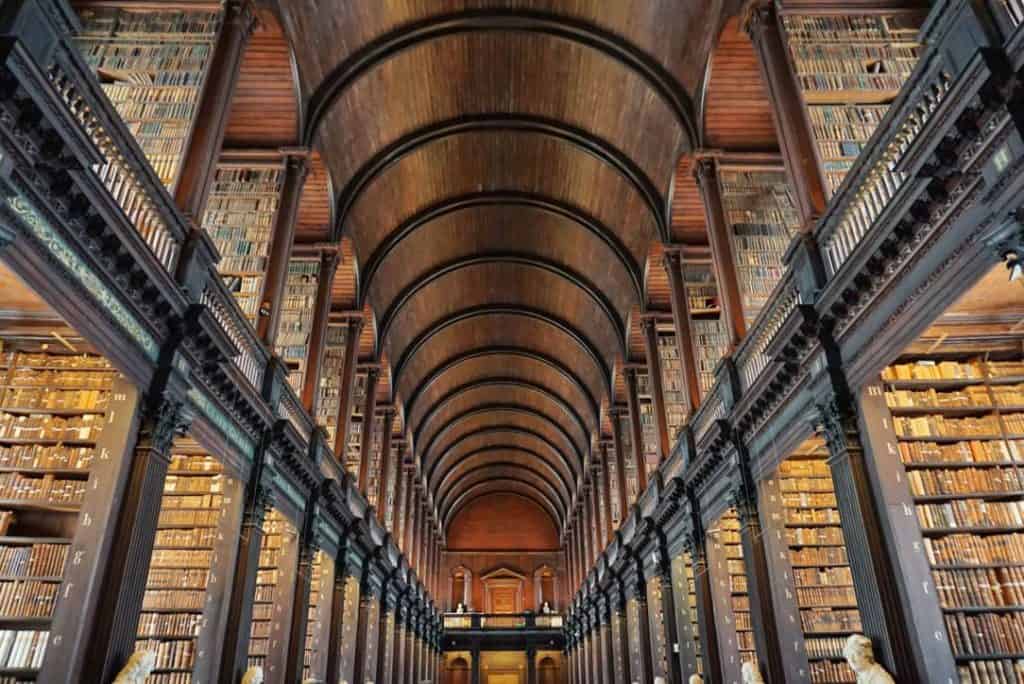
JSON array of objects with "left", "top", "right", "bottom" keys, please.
[
  {"left": 410, "top": 490, "right": 422, "bottom": 572},
  {"left": 566, "top": 529, "right": 577, "bottom": 593},
  {"left": 684, "top": 498, "right": 723, "bottom": 684},
  {"left": 609, "top": 409, "right": 629, "bottom": 524},
  {"left": 284, "top": 502, "right": 319, "bottom": 682},
  {"left": 174, "top": 0, "right": 256, "bottom": 220},
  {"left": 527, "top": 645, "right": 538, "bottom": 684},
  {"left": 611, "top": 584, "right": 632, "bottom": 684},
  {"left": 599, "top": 441, "right": 614, "bottom": 542},
  {"left": 301, "top": 250, "right": 340, "bottom": 412},
  {"left": 732, "top": 453, "right": 786, "bottom": 684},
  {"left": 332, "top": 316, "right": 363, "bottom": 457},
  {"left": 218, "top": 448, "right": 273, "bottom": 683},
  {"left": 258, "top": 151, "right": 310, "bottom": 345},
  {"left": 588, "top": 469, "right": 602, "bottom": 560},
  {"left": 745, "top": 1, "right": 829, "bottom": 231},
  {"left": 819, "top": 379, "right": 956, "bottom": 682},
  {"left": 402, "top": 468, "right": 416, "bottom": 555},
  {"left": 627, "top": 587, "right": 653, "bottom": 684},
  {"left": 395, "top": 602, "right": 408, "bottom": 684},
  {"left": 356, "top": 366, "right": 381, "bottom": 493},
  {"left": 64, "top": 389, "right": 182, "bottom": 682},
  {"left": 640, "top": 319, "right": 672, "bottom": 462},
  {"left": 662, "top": 249, "right": 703, "bottom": 410},
  {"left": 375, "top": 586, "right": 394, "bottom": 684},
  {"left": 623, "top": 368, "right": 649, "bottom": 496},
  {"left": 353, "top": 573, "right": 382, "bottom": 684},
  {"left": 326, "top": 562, "right": 361, "bottom": 684},
  {"left": 579, "top": 500, "right": 592, "bottom": 570},
  {"left": 391, "top": 448, "right": 407, "bottom": 535},
  {"left": 375, "top": 407, "right": 395, "bottom": 524},
  {"left": 693, "top": 158, "right": 746, "bottom": 348},
  {"left": 647, "top": 563, "right": 683, "bottom": 684},
  {"left": 600, "top": 605, "right": 615, "bottom": 684}
]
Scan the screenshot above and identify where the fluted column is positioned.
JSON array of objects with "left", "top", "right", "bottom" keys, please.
[
  {"left": 745, "top": 1, "right": 829, "bottom": 230},
  {"left": 174, "top": 0, "right": 257, "bottom": 220},
  {"left": 301, "top": 250, "right": 341, "bottom": 412},
  {"left": 640, "top": 318, "right": 672, "bottom": 461},
  {"left": 693, "top": 158, "right": 746, "bottom": 348},
  {"left": 662, "top": 249, "right": 703, "bottom": 410},
  {"left": 258, "top": 151, "right": 310, "bottom": 345},
  {"left": 356, "top": 366, "right": 381, "bottom": 492},
  {"left": 623, "top": 368, "right": 648, "bottom": 496},
  {"left": 332, "top": 316, "right": 364, "bottom": 457}
]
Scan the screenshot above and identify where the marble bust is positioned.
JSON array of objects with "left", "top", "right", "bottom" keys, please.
[
  {"left": 844, "top": 634, "right": 895, "bottom": 684},
  {"left": 112, "top": 651, "right": 156, "bottom": 683},
  {"left": 741, "top": 661, "right": 765, "bottom": 684},
  {"left": 689, "top": 675, "right": 704, "bottom": 684},
  {"left": 241, "top": 666, "right": 264, "bottom": 684}
]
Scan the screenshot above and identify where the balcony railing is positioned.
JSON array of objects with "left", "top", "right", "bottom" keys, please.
[{"left": 442, "top": 612, "right": 564, "bottom": 631}]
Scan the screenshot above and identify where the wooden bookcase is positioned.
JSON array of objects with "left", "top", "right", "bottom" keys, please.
[
  {"left": 684, "top": 263, "right": 730, "bottom": 396},
  {"left": 247, "top": 508, "right": 299, "bottom": 679},
  {"left": 364, "top": 414, "right": 385, "bottom": 511},
  {"left": 616, "top": 413, "right": 640, "bottom": 504},
  {"left": 655, "top": 326, "right": 688, "bottom": 437},
  {"left": 717, "top": 165, "right": 801, "bottom": 325},
  {"left": 877, "top": 353, "right": 1024, "bottom": 682},
  {"left": 303, "top": 549, "right": 336, "bottom": 681},
  {"left": 345, "top": 371, "right": 369, "bottom": 479},
  {"left": 74, "top": 7, "right": 221, "bottom": 191},
  {"left": 202, "top": 162, "right": 284, "bottom": 323},
  {"left": 274, "top": 259, "right": 321, "bottom": 394},
  {"left": 779, "top": 11, "right": 923, "bottom": 198},
  {"left": 759, "top": 438, "right": 864, "bottom": 683},
  {"left": 606, "top": 443, "right": 622, "bottom": 528},
  {"left": 670, "top": 551, "right": 703, "bottom": 679},
  {"left": 0, "top": 348, "right": 119, "bottom": 679},
  {"left": 635, "top": 373, "right": 661, "bottom": 478},
  {"left": 134, "top": 445, "right": 245, "bottom": 683},
  {"left": 315, "top": 325, "right": 348, "bottom": 447},
  {"left": 707, "top": 509, "right": 758, "bottom": 680}
]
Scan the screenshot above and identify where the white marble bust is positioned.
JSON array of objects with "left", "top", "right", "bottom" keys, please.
[
  {"left": 241, "top": 666, "right": 264, "bottom": 684},
  {"left": 741, "top": 661, "right": 765, "bottom": 684},
  {"left": 112, "top": 651, "right": 156, "bottom": 683},
  {"left": 844, "top": 634, "right": 895, "bottom": 684},
  {"left": 689, "top": 675, "right": 704, "bottom": 684}
]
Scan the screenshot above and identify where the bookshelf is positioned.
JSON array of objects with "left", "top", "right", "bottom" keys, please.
[
  {"left": 364, "top": 414, "right": 385, "bottom": 510},
  {"left": 315, "top": 325, "right": 348, "bottom": 446},
  {"left": 617, "top": 413, "right": 639, "bottom": 503},
  {"left": 718, "top": 167, "right": 801, "bottom": 325},
  {"left": 275, "top": 259, "right": 320, "bottom": 394},
  {"left": 0, "top": 347, "right": 118, "bottom": 679},
  {"left": 202, "top": 163, "right": 284, "bottom": 322},
  {"left": 657, "top": 330, "right": 687, "bottom": 437},
  {"left": 781, "top": 13, "right": 923, "bottom": 197},
  {"left": 345, "top": 371, "right": 369, "bottom": 479},
  {"left": 606, "top": 444, "right": 622, "bottom": 527},
  {"left": 248, "top": 508, "right": 298, "bottom": 677},
  {"left": 303, "top": 549, "right": 333, "bottom": 681},
  {"left": 880, "top": 355, "right": 1024, "bottom": 682},
  {"left": 635, "top": 373, "right": 660, "bottom": 478},
  {"left": 75, "top": 8, "right": 221, "bottom": 191},
  {"left": 671, "top": 551, "right": 703, "bottom": 679},
  {"left": 136, "top": 450, "right": 241, "bottom": 682},
  {"left": 778, "top": 447, "right": 863, "bottom": 684},
  {"left": 708, "top": 509, "right": 758, "bottom": 680}
]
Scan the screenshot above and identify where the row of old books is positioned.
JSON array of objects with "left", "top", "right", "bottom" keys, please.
[
  {"left": 935, "top": 566, "right": 1024, "bottom": 609},
  {"left": 917, "top": 499, "right": 1024, "bottom": 530},
  {"left": 908, "top": 467, "right": 1024, "bottom": 497}
]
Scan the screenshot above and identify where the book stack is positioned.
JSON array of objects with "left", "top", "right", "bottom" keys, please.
[
  {"left": 316, "top": 325, "right": 349, "bottom": 446},
  {"left": 364, "top": 415, "right": 385, "bottom": 510},
  {"left": 720, "top": 511, "right": 758, "bottom": 667},
  {"left": 75, "top": 8, "right": 221, "bottom": 191},
  {"left": 781, "top": 13, "right": 923, "bottom": 197},
  {"left": 618, "top": 414, "right": 639, "bottom": 503},
  {"left": 345, "top": 372, "right": 368, "bottom": 478},
  {"left": 657, "top": 332, "right": 687, "bottom": 436},
  {"left": 137, "top": 453, "right": 225, "bottom": 681},
  {"left": 275, "top": 260, "right": 321, "bottom": 394},
  {"left": 779, "top": 453, "right": 862, "bottom": 683},
  {"left": 303, "top": 550, "right": 325, "bottom": 680},
  {"left": 0, "top": 348, "right": 113, "bottom": 677},
  {"left": 203, "top": 164, "right": 284, "bottom": 321},
  {"left": 883, "top": 356, "right": 1024, "bottom": 681},
  {"left": 718, "top": 168, "right": 801, "bottom": 324},
  {"left": 248, "top": 509, "right": 295, "bottom": 671}
]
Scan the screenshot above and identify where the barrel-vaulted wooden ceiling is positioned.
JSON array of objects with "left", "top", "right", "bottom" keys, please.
[{"left": 252, "top": 0, "right": 750, "bottom": 537}]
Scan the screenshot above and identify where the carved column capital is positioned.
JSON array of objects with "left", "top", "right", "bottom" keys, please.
[
  {"left": 226, "top": 0, "right": 259, "bottom": 41},
  {"left": 692, "top": 157, "right": 718, "bottom": 185},
  {"left": 662, "top": 247, "right": 683, "bottom": 271}
]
